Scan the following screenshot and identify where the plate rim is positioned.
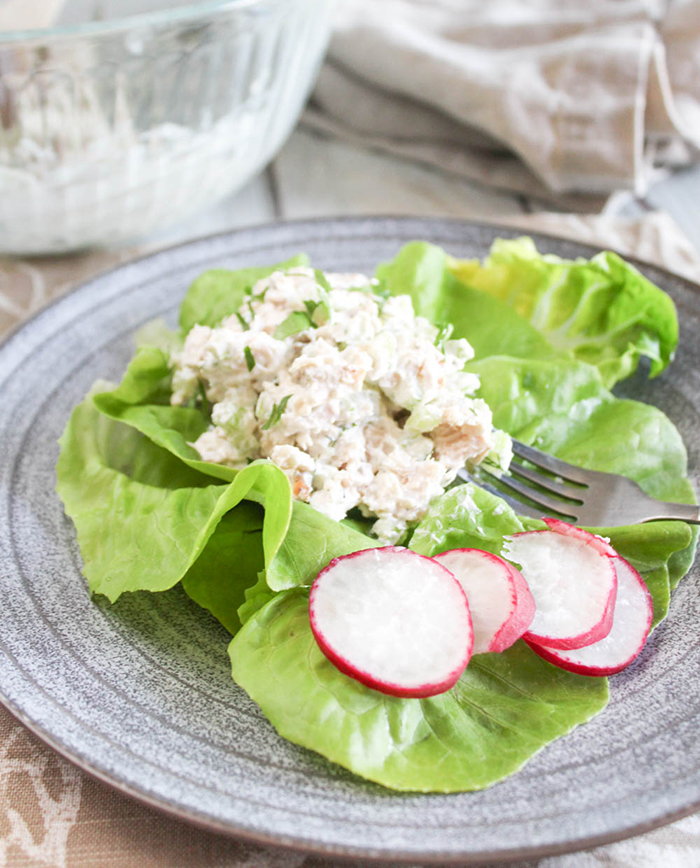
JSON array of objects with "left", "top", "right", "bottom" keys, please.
[
  {"left": 1, "top": 214, "right": 699, "bottom": 362},
  {"left": 1, "top": 214, "right": 699, "bottom": 864}
]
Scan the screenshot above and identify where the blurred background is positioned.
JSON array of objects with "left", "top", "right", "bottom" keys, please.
[
  {"left": 1, "top": 0, "right": 700, "bottom": 255},
  {"left": 1, "top": 2, "right": 700, "bottom": 867}
]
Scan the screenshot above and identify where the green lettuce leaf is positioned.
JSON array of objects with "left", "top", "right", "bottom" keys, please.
[
  {"left": 56, "top": 392, "right": 292, "bottom": 604},
  {"left": 61, "top": 381, "right": 373, "bottom": 628},
  {"left": 235, "top": 504, "right": 381, "bottom": 627},
  {"left": 93, "top": 347, "right": 235, "bottom": 483},
  {"left": 237, "top": 571, "right": 277, "bottom": 628},
  {"left": 668, "top": 533, "right": 699, "bottom": 590},
  {"left": 375, "top": 241, "right": 557, "bottom": 361},
  {"left": 470, "top": 355, "right": 693, "bottom": 505},
  {"left": 229, "top": 591, "right": 608, "bottom": 792},
  {"left": 448, "top": 237, "right": 678, "bottom": 387},
  {"left": 181, "top": 502, "right": 265, "bottom": 635},
  {"left": 93, "top": 346, "right": 378, "bottom": 595},
  {"left": 270, "top": 501, "right": 379, "bottom": 591},
  {"left": 179, "top": 255, "right": 309, "bottom": 333},
  {"left": 410, "top": 482, "right": 525, "bottom": 557}
]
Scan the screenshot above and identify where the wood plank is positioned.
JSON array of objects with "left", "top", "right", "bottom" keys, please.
[{"left": 273, "top": 129, "right": 525, "bottom": 220}]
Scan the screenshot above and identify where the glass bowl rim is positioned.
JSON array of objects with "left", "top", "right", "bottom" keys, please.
[{"left": 0, "top": 0, "right": 282, "bottom": 44}]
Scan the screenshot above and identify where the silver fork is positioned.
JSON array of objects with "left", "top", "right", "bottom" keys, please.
[{"left": 461, "top": 440, "right": 699, "bottom": 527}]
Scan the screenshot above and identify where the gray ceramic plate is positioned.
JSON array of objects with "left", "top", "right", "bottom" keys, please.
[{"left": 0, "top": 217, "right": 699, "bottom": 865}]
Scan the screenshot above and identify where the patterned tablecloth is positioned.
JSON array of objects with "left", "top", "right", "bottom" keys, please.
[{"left": 1, "top": 208, "right": 699, "bottom": 867}]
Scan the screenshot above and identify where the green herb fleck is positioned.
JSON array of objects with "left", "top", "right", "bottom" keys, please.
[
  {"left": 245, "top": 283, "right": 268, "bottom": 303},
  {"left": 303, "top": 298, "right": 331, "bottom": 327},
  {"left": 315, "top": 302, "right": 331, "bottom": 325},
  {"left": 274, "top": 311, "right": 313, "bottom": 339},
  {"left": 434, "top": 322, "right": 454, "bottom": 347},
  {"left": 197, "top": 381, "right": 211, "bottom": 418},
  {"left": 314, "top": 268, "right": 333, "bottom": 294},
  {"left": 235, "top": 311, "right": 250, "bottom": 331},
  {"left": 371, "top": 280, "right": 392, "bottom": 302},
  {"left": 262, "top": 395, "right": 292, "bottom": 430},
  {"left": 244, "top": 346, "right": 255, "bottom": 372}
]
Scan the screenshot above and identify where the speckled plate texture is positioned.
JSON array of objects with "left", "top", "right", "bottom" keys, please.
[{"left": 0, "top": 217, "right": 699, "bottom": 865}]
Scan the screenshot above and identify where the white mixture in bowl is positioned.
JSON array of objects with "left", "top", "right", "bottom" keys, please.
[{"left": 171, "top": 267, "right": 510, "bottom": 543}]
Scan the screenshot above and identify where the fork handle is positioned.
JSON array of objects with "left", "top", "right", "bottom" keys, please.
[{"left": 643, "top": 502, "right": 700, "bottom": 524}]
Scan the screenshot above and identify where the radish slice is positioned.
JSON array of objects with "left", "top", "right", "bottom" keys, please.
[
  {"left": 541, "top": 517, "right": 618, "bottom": 557},
  {"left": 525, "top": 556, "right": 653, "bottom": 676},
  {"left": 309, "top": 547, "right": 473, "bottom": 698},
  {"left": 433, "top": 549, "right": 535, "bottom": 654},
  {"left": 504, "top": 522, "right": 617, "bottom": 650}
]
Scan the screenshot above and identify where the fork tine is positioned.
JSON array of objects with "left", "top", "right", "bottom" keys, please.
[
  {"left": 487, "top": 471, "right": 580, "bottom": 520},
  {"left": 511, "top": 441, "right": 591, "bottom": 486},
  {"left": 509, "top": 461, "right": 585, "bottom": 501},
  {"left": 456, "top": 468, "right": 547, "bottom": 521}
]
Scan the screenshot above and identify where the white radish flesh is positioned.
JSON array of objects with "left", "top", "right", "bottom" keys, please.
[
  {"left": 434, "top": 549, "right": 535, "bottom": 654},
  {"left": 504, "top": 522, "right": 617, "bottom": 650},
  {"left": 526, "top": 556, "right": 653, "bottom": 676},
  {"left": 309, "top": 547, "right": 473, "bottom": 698}
]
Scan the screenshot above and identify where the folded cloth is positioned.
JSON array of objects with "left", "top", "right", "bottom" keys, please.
[{"left": 305, "top": 0, "right": 700, "bottom": 202}]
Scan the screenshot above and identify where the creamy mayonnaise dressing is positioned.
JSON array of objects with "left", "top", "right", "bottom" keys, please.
[{"left": 171, "top": 267, "right": 509, "bottom": 542}]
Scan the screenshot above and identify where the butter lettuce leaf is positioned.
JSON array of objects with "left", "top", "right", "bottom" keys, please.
[
  {"left": 93, "top": 347, "right": 235, "bottom": 483},
  {"left": 410, "top": 482, "right": 526, "bottom": 557},
  {"left": 237, "top": 504, "right": 380, "bottom": 627},
  {"left": 58, "top": 390, "right": 373, "bottom": 622},
  {"left": 375, "top": 241, "right": 557, "bottom": 361},
  {"left": 470, "top": 355, "right": 694, "bottom": 507},
  {"left": 92, "top": 347, "right": 378, "bottom": 598},
  {"left": 448, "top": 237, "right": 678, "bottom": 387},
  {"left": 181, "top": 502, "right": 266, "bottom": 634},
  {"left": 229, "top": 590, "right": 608, "bottom": 792},
  {"left": 57, "top": 392, "right": 293, "bottom": 604}
]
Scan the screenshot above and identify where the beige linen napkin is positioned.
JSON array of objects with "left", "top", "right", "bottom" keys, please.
[
  {"left": 306, "top": 0, "right": 700, "bottom": 205},
  {"left": 1, "top": 210, "right": 699, "bottom": 867},
  {"left": 0, "top": 0, "right": 66, "bottom": 31}
]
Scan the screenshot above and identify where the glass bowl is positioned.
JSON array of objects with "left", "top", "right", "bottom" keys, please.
[{"left": 0, "top": 0, "right": 334, "bottom": 254}]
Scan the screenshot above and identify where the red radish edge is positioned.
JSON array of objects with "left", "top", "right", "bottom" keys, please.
[
  {"left": 498, "top": 557, "right": 537, "bottom": 651},
  {"left": 507, "top": 523, "right": 618, "bottom": 651},
  {"left": 536, "top": 520, "right": 618, "bottom": 649},
  {"left": 434, "top": 549, "right": 535, "bottom": 654},
  {"left": 542, "top": 517, "right": 617, "bottom": 557},
  {"left": 525, "top": 555, "right": 653, "bottom": 676},
  {"left": 309, "top": 547, "right": 473, "bottom": 698}
]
